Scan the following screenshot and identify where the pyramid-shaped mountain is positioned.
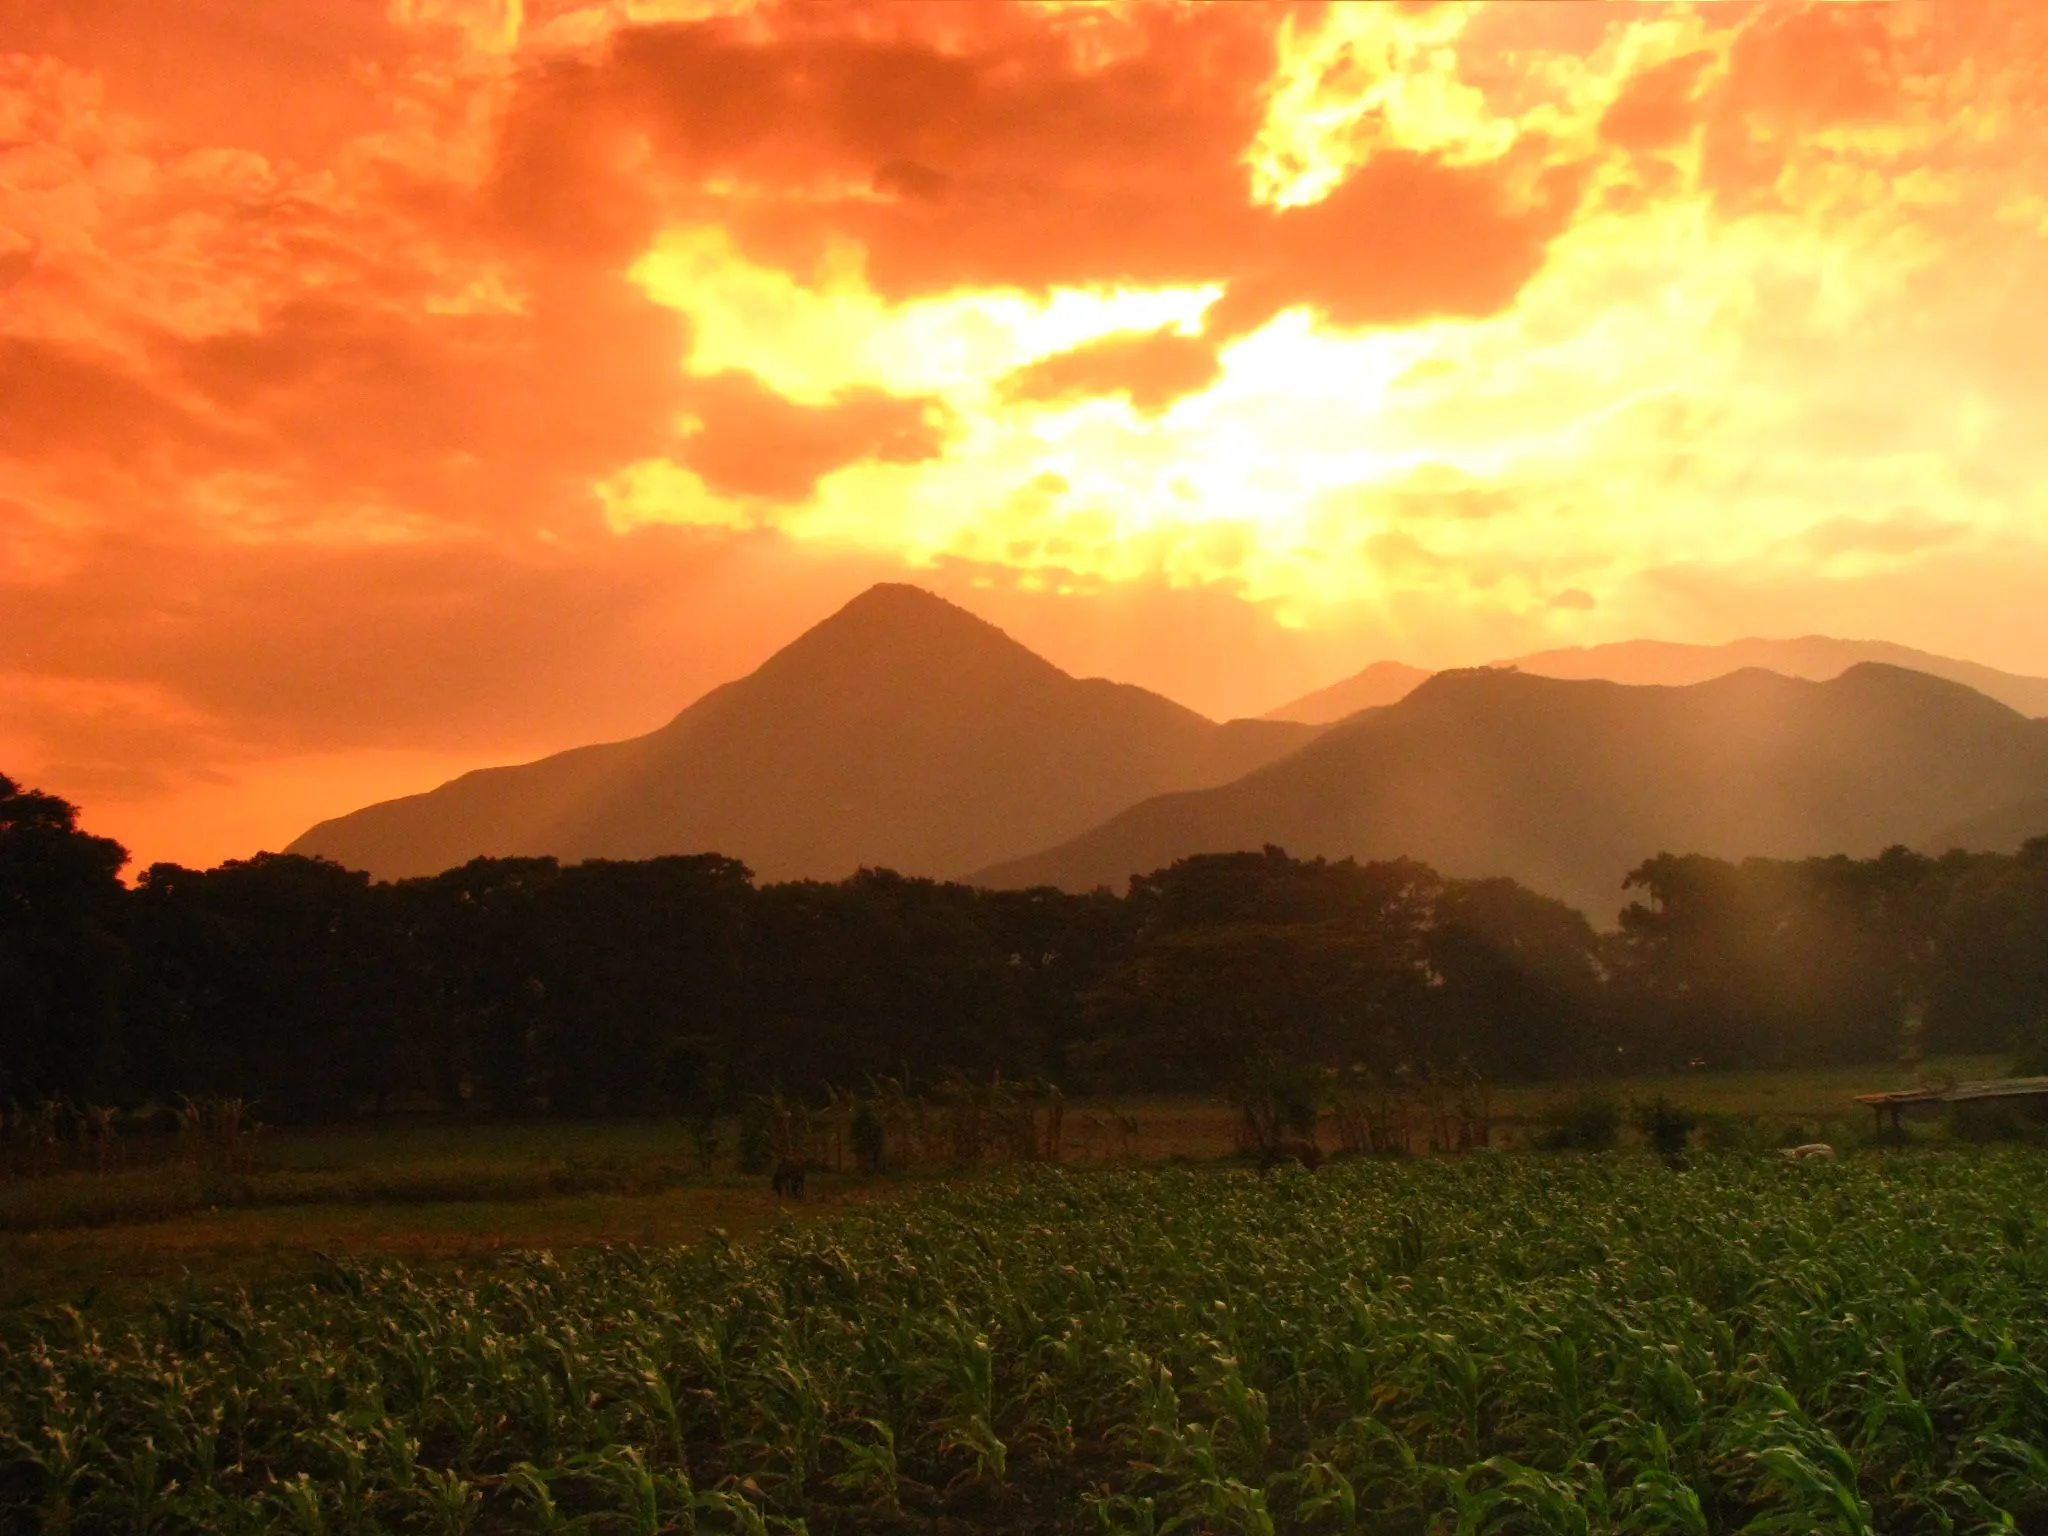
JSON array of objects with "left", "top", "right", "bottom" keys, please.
[
  {"left": 978, "top": 663, "right": 2048, "bottom": 920},
  {"left": 288, "top": 584, "right": 1318, "bottom": 881}
]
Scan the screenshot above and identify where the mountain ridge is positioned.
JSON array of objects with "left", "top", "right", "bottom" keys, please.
[
  {"left": 980, "top": 662, "right": 2048, "bottom": 920},
  {"left": 1264, "top": 635, "right": 2048, "bottom": 724},
  {"left": 288, "top": 584, "right": 1319, "bottom": 881},
  {"left": 293, "top": 586, "right": 2048, "bottom": 904}
]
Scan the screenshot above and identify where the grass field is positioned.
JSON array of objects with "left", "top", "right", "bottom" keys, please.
[
  {"left": 4, "top": 1151, "right": 2044, "bottom": 1533},
  {"left": 0, "top": 1058, "right": 2006, "bottom": 1317}
]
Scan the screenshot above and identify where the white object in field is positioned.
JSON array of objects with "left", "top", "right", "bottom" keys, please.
[{"left": 1782, "top": 1142, "right": 1836, "bottom": 1160}]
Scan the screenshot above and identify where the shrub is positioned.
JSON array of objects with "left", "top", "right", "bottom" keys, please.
[
  {"left": 1695, "top": 1110, "right": 1764, "bottom": 1154},
  {"left": 1536, "top": 1091, "right": 1621, "bottom": 1152},
  {"left": 1231, "top": 1053, "right": 1328, "bottom": 1155},
  {"left": 1633, "top": 1095, "right": 1698, "bottom": 1163}
]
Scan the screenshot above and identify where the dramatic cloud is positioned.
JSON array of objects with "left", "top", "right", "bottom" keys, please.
[
  {"left": 1001, "top": 329, "right": 1222, "bottom": 415},
  {"left": 3, "top": 0, "right": 2047, "bottom": 866},
  {"left": 1600, "top": 50, "right": 1714, "bottom": 153},
  {"left": 671, "top": 372, "right": 949, "bottom": 500}
]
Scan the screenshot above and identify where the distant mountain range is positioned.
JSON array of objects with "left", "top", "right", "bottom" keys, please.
[
  {"left": 1265, "top": 635, "right": 2048, "bottom": 723},
  {"left": 1923, "top": 792, "right": 2048, "bottom": 859},
  {"left": 293, "top": 585, "right": 2048, "bottom": 911},
  {"left": 288, "top": 585, "right": 1317, "bottom": 881},
  {"left": 980, "top": 664, "right": 2048, "bottom": 919},
  {"left": 1259, "top": 661, "right": 1434, "bottom": 725}
]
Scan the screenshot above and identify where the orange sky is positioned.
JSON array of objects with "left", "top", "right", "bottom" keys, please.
[{"left": 6, "top": 1, "right": 2048, "bottom": 870}]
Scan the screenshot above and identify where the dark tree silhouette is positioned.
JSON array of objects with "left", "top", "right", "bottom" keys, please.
[
  {"left": 0, "top": 776, "right": 129, "bottom": 1101},
  {"left": 10, "top": 774, "right": 2048, "bottom": 1117}
]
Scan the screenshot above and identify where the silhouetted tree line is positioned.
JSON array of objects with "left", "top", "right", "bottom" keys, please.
[{"left": 6, "top": 773, "right": 2047, "bottom": 1120}]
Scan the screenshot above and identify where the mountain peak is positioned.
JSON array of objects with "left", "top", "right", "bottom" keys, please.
[
  {"left": 802, "top": 583, "right": 1028, "bottom": 652},
  {"left": 757, "top": 582, "right": 1062, "bottom": 689},
  {"left": 831, "top": 581, "right": 973, "bottom": 624},
  {"left": 1830, "top": 660, "right": 2029, "bottom": 718}
]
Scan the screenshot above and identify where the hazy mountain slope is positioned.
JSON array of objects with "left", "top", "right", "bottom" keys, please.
[
  {"left": 283, "top": 735, "right": 658, "bottom": 880},
  {"left": 1261, "top": 637, "right": 2048, "bottom": 725},
  {"left": 1923, "top": 792, "right": 2048, "bottom": 856},
  {"left": 289, "top": 584, "right": 1319, "bottom": 882},
  {"left": 976, "top": 665, "right": 2048, "bottom": 921},
  {"left": 1507, "top": 636, "right": 2048, "bottom": 716},
  {"left": 1260, "top": 661, "right": 1433, "bottom": 724}
]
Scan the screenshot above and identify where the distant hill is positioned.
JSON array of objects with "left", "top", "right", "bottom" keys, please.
[
  {"left": 977, "top": 664, "right": 2048, "bottom": 921},
  {"left": 1923, "top": 792, "right": 2048, "bottom": 856},
  {"left": 1259, "top": 661, "right": 1433, "bottom": 725},
  {"left": 289, "top": 584, "right": 1319, "bottom": 882},
  {"left": 1263, "top": 636, "right": 2048, "bottom": 724},
  {"left": 1506, "top": 636, "right": 2048, "bottom": 715}
]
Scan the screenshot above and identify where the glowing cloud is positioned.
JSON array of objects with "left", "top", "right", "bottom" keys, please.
[{"left": 3, "top": 1, "right": 2047, "bottom": 866}]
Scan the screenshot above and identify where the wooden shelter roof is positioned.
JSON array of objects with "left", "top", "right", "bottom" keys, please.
[{"left": 1855, "top": 1075, "right": 2048, "bottom": 1108}]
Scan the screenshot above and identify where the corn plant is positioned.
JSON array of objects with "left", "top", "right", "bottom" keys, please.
[{"left": 3, "top": 1151, "right": 2045, "bottom": 1533}]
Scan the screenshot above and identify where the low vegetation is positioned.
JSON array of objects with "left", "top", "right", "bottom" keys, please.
[
  {"left": 4, "top": 1052, "right": 2023, "bottom": 1254},
  {"left": 4, "top": 1153, "right": 2044, "bottom": 1534}
]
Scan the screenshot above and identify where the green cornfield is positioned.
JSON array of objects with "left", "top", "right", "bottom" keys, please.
[{"left": 4, "top": 1154, "right": 2045, "bottom": 1534}]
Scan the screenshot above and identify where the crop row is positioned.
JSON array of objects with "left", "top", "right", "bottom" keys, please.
[{"left": 4, "top": 1152, "right": 2045, "bottom": 1533}]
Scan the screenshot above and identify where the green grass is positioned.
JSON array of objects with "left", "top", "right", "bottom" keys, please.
[{"left": 3, "top": 1152, "right": 2044, "bottom": 1533}]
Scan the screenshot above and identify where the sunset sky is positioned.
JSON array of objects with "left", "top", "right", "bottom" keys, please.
[{"left": 5, "top": 0, "right": 2048, "bottom": 870}]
